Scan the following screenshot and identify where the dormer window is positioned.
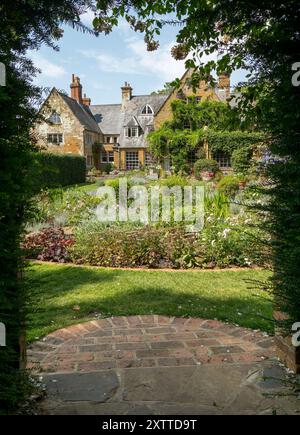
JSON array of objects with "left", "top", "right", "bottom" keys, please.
[
  {"left": 49, "top": 112, "right": 61, "bottom": 124},
  {"left": 141, "top": 105, "right": 154, "bottom": 115},
  {"left": 125, "top": 126, "right": 139, "bottom": 137}
]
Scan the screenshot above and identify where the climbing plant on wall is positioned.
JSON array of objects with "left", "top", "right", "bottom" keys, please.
[
  {"left": 200, "top": 130, "right": 265, "bottom": 155},
  {"left": 148, "top": 100, "right": 264, "bottom": 173}
]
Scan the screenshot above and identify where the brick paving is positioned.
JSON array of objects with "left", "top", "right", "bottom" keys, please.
[{"left": 27, "top": 316, "right": 276, "bottom": 374}]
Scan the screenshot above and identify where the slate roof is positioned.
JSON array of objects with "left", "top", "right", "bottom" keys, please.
[
  {"left": 90, "top": 94, "right": 169, "bottom": 147},
  {"left": 59, "top": 92, "right": 101, "bottom": 134},
  {"left": 89, "top": 104, "right": 123, "bottom": 135},
  {"left": 119, "top": 94, "right": 169, "bottom": 148}
]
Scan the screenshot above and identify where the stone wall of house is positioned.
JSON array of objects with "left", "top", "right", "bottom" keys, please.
[
  {"left": 35, "top": 91, "right": 85, "bottom": 156},
  {"left": 154, "top": 71, "right": 220, "bottom": 129}
]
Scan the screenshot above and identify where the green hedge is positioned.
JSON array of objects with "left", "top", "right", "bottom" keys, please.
[{"left": 34, "top": 153, "right": 86, "bottom": 188}]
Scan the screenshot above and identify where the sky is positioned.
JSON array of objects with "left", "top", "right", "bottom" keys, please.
[{"left": 28, "top": 11, "right": 247, "bottom": 105}]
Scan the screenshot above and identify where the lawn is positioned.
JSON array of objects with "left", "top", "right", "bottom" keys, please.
[{"left": 26, "top": 263, "right": 273, "bottom": 342}]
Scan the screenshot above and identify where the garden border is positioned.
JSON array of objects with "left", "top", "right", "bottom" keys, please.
[{"left": 30, "top": 260, "right": 264, "bottom": 274}]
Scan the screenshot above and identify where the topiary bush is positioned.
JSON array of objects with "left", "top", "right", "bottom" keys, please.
[
  {"left": 33, "top": 153, "right": 86, "bottom": 188},
  {"left": 103, "top": 163, "right": 113, "bottom": 174},
  {"left": 231, "top": 146, "right": 253, "bottom": 174},
  {"left": 194, "top": 159, "right": 219, "bottom": 179}
]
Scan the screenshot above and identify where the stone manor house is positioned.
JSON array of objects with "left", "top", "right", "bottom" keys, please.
[{"left": 34, "top": 69, "right": 231, "bottom": 171}]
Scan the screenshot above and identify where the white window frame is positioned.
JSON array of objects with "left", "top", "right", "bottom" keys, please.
[
  {"left": 142, "top": 105, "right": 154, "bottom": 115},
  {"left": 108, "top": 151, "right": 114, "bottom": 163},
  {"left": 47, "top": 133, "right": 63, "bottom": 145},
  {"left": 213, "top": 151, "right": 232, "bottom": 169},
  {"left": 126, "top": 151, "right": 139, "bottom": 170},
  {"left": 125, "top": 127, "right": 139, "bottom": 138},
  {"left": 101, "top": 151, "right": 108, "bottom": 163}
]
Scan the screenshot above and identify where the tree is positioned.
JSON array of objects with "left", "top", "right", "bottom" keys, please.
[
  {"left": 151, "top": 81, "right": 175, "bottom": 95},
  {"left": 0, "top": 0, "right": 96, "bottom": 413},
  {"left": 94, "top": 1, "right": 300, "bottom": 331}
]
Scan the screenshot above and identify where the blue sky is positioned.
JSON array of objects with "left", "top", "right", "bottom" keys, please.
[{"left": 28, "top": 11, "right": 247, "bottom": 105}]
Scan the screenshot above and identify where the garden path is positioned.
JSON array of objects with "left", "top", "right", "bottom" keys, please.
[{"left": 28, "top": 315, "right": 299, "bottom": 415}]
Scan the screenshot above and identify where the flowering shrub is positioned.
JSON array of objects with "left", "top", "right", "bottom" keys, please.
[
  {"left": 197, "top": 214, "right": 265, "bottom": 268},
  {"left": 30, "top": 188, "right": 101, "bottom": 227},
  {"left": 26, "top": 177, "right": 266, "bottom": 270},
  {"left": 22, "top": 227, "right": 74, "bottom": 262}
]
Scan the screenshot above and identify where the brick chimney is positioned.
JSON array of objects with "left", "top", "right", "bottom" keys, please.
[
  {"left": 82, "top": 93, "right": 91, "bottom": 106},
  {"left": 121, "top": 81, "right": 132, "bottom": 110},
  {"left": 70, "top": 74, "right": 83, "bottom": 104},
  {"left": 218, "top": 73, "right": 230, "bottom": 98}
]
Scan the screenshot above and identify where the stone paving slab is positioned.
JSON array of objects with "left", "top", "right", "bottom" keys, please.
[
  {"left": 44, "top": 371, "right": 119, "bottom": 402},
  {"left": 27, "top": 316, "right": 300, "bottom": 415},
  {"left": 39, "top": 364, "right": 300, "bottom": 415}
]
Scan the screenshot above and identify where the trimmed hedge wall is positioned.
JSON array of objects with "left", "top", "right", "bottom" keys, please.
[{"left": 34, "top": 153, "right": 86, "bottom": 188}]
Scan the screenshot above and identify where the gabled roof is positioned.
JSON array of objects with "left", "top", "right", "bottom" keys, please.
[
  {"left": 89, "top": 104, "right": 123, "bottom": 135},
  {"left": 125, "top": 116, "right": 141, "bottom": 128},
  {"left": 121, "top": 94, "right": 168, "bottom": 129},
  {"left": 58, "top": 91, "right": 101, "bottom": 134}
]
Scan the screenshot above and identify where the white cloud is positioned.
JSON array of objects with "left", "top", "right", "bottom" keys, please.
[
  {"left": 30, "top": 53, "right": 67, "bottom": 78},
  {"left": 126, "top": 38, "right": 186, "bottom": 81},
  {"left": 82, "top": 49, "right": 140, "bottom": 75},
  {"left": 79, "top": 36, "right": 186, "bottom": 83},
  {"left": 80, "top": 10, "right": 96, "bottom": 27}
]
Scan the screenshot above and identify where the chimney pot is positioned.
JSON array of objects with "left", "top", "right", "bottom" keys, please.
[
  {"left": 70, "top": 73, "right": 83, "bottom": 104},
  {"left": 218, "top": 73, "right": 230, "bottom": 98},
  {"left": 121, "top": 81, "right": 133, "bottom": 110}
]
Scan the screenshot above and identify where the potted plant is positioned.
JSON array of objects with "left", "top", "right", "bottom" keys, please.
[
  {"left": 237, "top": 175, "right": 248, "bottom": 189},
  {"left": 194, "top": 159, "right": 219, "bottom": 181}
]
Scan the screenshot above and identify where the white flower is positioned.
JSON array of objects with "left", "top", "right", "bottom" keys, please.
[{"left": 222, "top": 228, "right": 231, "bottom": 238}]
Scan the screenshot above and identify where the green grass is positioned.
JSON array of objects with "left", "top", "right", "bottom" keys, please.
[{"left": 26, "top": 263, "right": 273, "bottom": 342}]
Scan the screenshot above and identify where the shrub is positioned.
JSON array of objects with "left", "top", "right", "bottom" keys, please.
[
  {"left": 198, "top": 216, "right": 264, "bottom": 268},
  {"left": 217, "top": 176, "right": 240, "bottom": 198},
  {"left": 22, "top": 227, "right": 74, "bottom": 262},
  {"left": 158, "top": 175, "right": 190, "bottom": 188},
  {"left": 70, "top": 223, "right": 166, "bottom": 268},
  {"left": 194, "top": 159, "right": 219, "bottom": 179},
  {"left": 103, "top": 163, "right": 113, "bottom": 174},
  {"left": 33, "top": 152, "right": 86, "bottom": 188},
  {"left": 30, "top": 188, "right": 101, "bottom": 227},
  {"left": 231, "top": 146, "right": 253, "bottom": 174}
]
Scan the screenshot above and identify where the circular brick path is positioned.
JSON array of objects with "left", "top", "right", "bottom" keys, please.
[{"left": 27, "top": 316, "right": 276, "bottom": 374}]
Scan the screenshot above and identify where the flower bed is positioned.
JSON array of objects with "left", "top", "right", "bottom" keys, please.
[{"left": 23, "top": 176, "right": 267, "bottom": 269}]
